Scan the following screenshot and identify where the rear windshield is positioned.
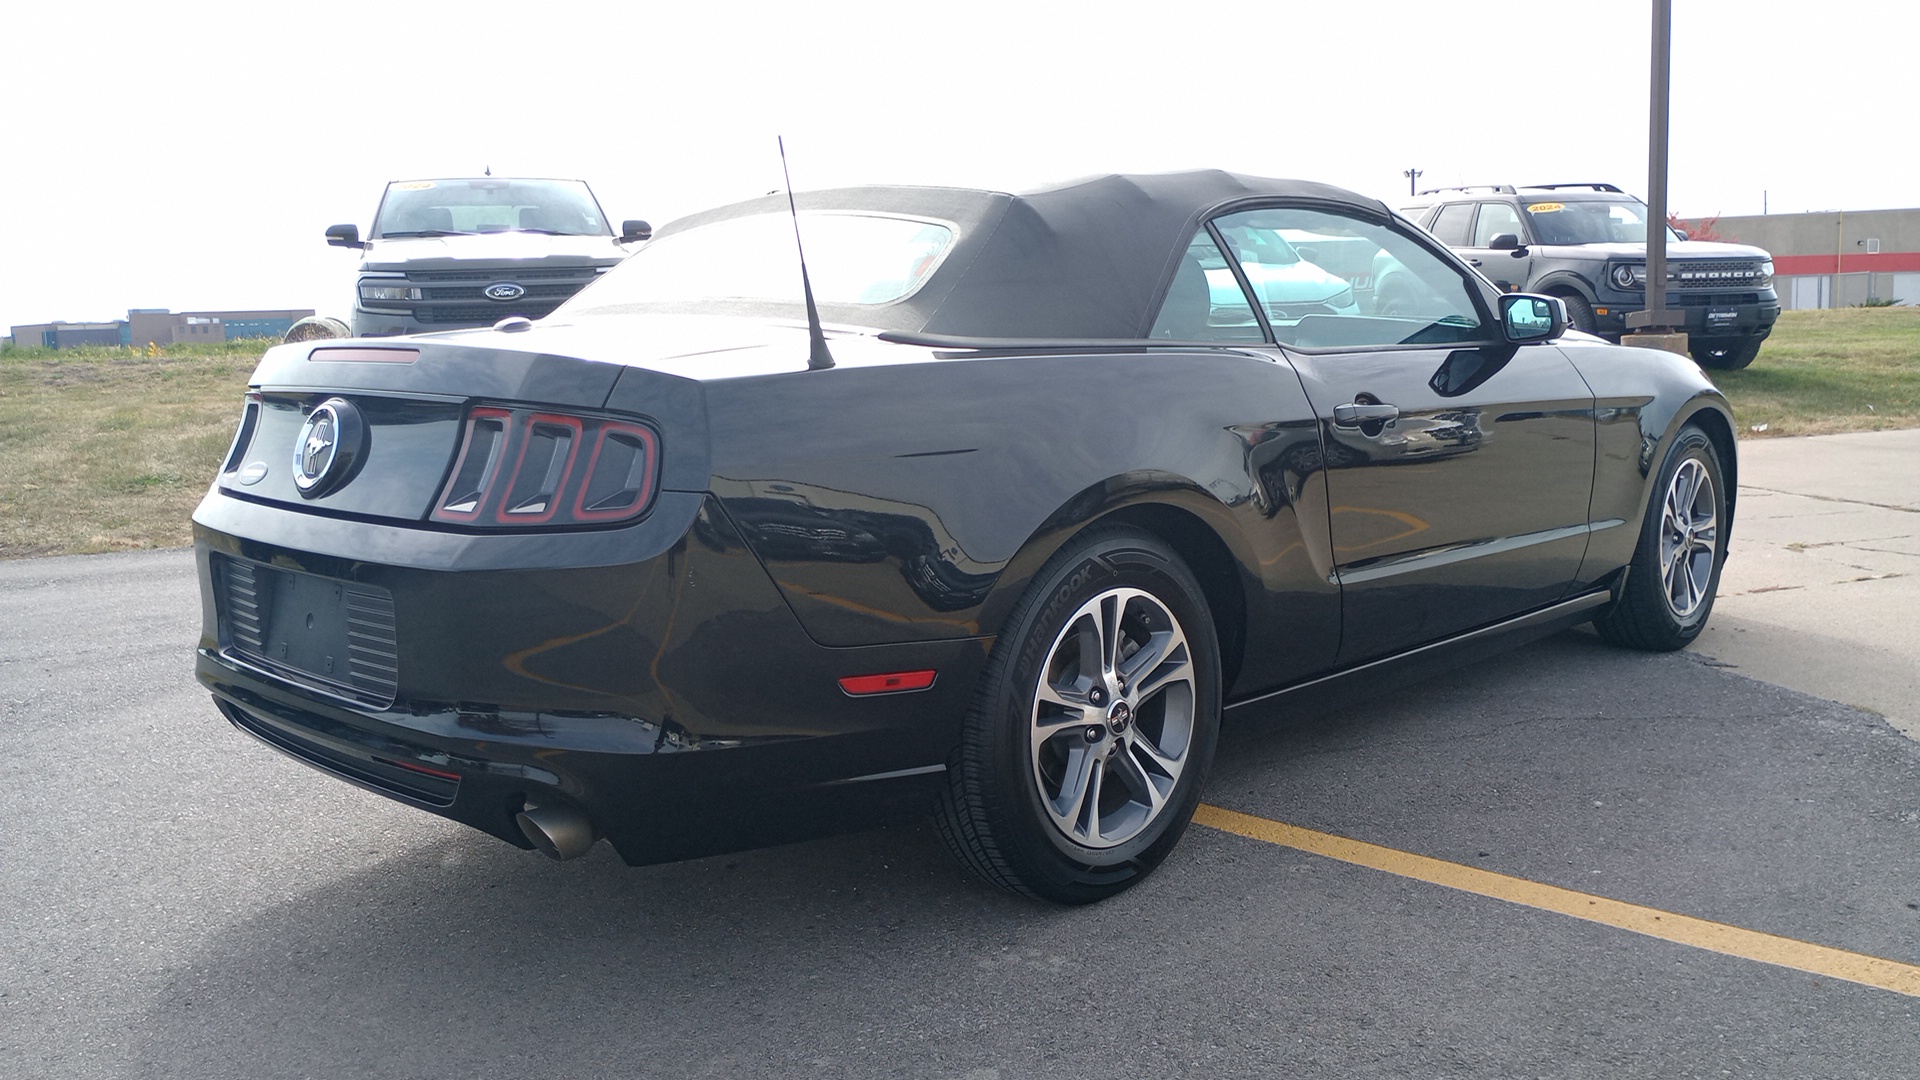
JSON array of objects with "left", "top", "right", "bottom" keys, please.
[
  {"left": 564, "top": 212, "right": 956, "bottom": 314},
  {"left": 373, "top": 179, "right": 611, "bottom": 238}
]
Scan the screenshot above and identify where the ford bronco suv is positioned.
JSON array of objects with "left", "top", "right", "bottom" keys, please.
[
  {"left": 1398, "top": 183, "right": 1779, "bottom": 369},
  {"left": 315, "top": 177, "right": 649, "bottom": 338}
]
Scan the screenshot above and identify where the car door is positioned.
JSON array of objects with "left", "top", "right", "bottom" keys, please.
[
  {"left": 1204, "top": 205, "right": 1596, "bottom": 666},
  {"left": 1455, "top": 200, "right": 1534, "bottom": 292}
]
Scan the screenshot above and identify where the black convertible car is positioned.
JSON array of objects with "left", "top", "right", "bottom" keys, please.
[{"left": 194, "top": 171, "right": 1734, "bottom": 904}]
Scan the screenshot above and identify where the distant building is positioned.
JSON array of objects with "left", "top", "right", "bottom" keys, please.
[
  {"left": 1691, "top": 208, "right": 1920, "bottom": 310},
  {"left": 11, "top": 321, "right": 126, "bottom": 349},
  {"left": 9, "top": 308, "right": 315, "bottom": 349}
]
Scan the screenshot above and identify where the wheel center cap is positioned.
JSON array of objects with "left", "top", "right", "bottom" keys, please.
[{"left": 1108, "top": 701, "right": 1132, "bottom": 734}]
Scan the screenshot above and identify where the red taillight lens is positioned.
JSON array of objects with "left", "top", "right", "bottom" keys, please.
[{"left": 431, "top": 407, "right": 659, "bottom": 528}]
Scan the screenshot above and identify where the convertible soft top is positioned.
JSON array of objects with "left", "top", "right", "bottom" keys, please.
[{"left": 652, "top": 171, "right": 1391, "bottom": 339}]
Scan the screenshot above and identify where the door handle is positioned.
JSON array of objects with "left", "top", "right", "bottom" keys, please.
[
  {"left": 1333, "top": 402, "right": 1400, "bottom": 426},
  {"left": 1468, "top": 258, "right": 1484, "bottom": 267}
]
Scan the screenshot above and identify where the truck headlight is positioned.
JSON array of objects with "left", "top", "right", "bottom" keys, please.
[
  {"left": 359, "top": 284, "right": 422, "bottom": 302},
  {"left": 1608, "top": 263, "right": 1645, "bottom": 290},
  {"left": 1756, "top": 260, "right": 1774, "bottom": 288}
]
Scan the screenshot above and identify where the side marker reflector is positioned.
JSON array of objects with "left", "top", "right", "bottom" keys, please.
[{"left": 838, "top": 670, "right": 937, "bottom": 696}]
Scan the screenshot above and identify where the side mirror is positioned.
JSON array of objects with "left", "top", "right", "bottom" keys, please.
[
  {"left": 1488, "top": 233, "right": 1525, "bottom": 253},
  {"left": 325, "top": 224, "right": 364, "bottom": 249},
  {"left": 620, "top": 219, "right": 652, "bottom": 242},
  {"left": 1501, "top": 293, "right": 1566, "bottom": 343}
]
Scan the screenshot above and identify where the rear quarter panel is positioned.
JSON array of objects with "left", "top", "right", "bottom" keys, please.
[{"left": 698, "top": 346, "right": 1345, "bottom": 695}]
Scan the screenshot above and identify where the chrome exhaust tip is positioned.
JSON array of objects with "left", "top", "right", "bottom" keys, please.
[{"left": 515, "top": 802, "right": 600, "bottom": 861}]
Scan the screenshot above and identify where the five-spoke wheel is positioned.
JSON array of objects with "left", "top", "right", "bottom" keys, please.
[
  {"left": 1658, "top": 457, "right": 1719, "bottom": 620},
  {"left": 1029, "top": 586, "right": 1197, "bottom": 849},
  {"left": 1595, "top": 423, "right": 1728, "bottom": 651},
  {"left": 936, "top": 527, "right": 1220, "bottom": 905}
]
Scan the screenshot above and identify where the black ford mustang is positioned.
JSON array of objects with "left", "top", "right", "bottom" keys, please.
[{"left": 194, "top": 171, "right": 1734, "bottom": 904}]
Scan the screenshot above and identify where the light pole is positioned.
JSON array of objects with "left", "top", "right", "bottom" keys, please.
[
  {"left": 1627, "top": 0, "right": 1679, "bottom": 335},
  {"left": 1403, "top": 168, "right": 1423, "bottom": 196}
]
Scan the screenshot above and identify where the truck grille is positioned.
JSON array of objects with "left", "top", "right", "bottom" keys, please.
[
  {"left": 1670, "top": 261, "right": 1767, "bottom": 289},
  {"left": 416, "top": 303, "right": 566, "bottom": 324},
  {"left": 409, "top": 266, "right": 598, "bottom": 282},
  {"left": 362, "top": 264, "right": 605, "bottom": 327}
]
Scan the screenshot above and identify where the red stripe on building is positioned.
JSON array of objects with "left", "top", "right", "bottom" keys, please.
[{"left": 1773, "top": 252, "right": 1920, "bottom": 275}]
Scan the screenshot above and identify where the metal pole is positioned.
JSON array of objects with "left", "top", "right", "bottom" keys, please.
[{"left": 1635, "top": 0, "right": 1674, "bottom": 331}]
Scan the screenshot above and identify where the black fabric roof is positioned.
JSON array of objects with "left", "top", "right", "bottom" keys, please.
[{"left": 649, "top": 171, "right": 1390, "bottom": 340}]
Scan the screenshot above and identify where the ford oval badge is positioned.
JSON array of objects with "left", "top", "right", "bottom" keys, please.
[{"left": 484, "top": 282, "right": 527, "bottom": 301}]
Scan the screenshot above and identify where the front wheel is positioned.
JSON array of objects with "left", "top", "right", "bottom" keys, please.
[
  {"left": 935, "top": 527, "right": 1221, "bottom": 904},
  {"left": 1593, "top": 424, "right": 1728, "bottom": 651},
  {"left": 1560, "top": 293, "right": 1597, "bottom": 334}
]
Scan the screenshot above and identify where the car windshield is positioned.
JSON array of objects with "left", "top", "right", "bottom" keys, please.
[
  {"left": 1523, "top": 197, "right": 1684, "bottom": 245},
  {"left": 372, "top": 179, "right": 611, "bottom": 238},
  {"left": 563, "top": 212, "right": 956, "bottom": 313}
]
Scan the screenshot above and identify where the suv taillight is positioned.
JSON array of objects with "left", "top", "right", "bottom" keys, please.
[{"left": 431, "top": 406, "right": 658, "bottom": 528}]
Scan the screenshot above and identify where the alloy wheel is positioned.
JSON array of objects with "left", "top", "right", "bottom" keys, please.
[
  {"left": 1659, "top": 457, "right": 1718, "bottom": 618},
  {"left": 1028, "top": 586, "right": 1196, "bottom": 849}
]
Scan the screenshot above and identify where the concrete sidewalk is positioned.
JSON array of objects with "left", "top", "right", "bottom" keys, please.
[{"left": 1692, "top": 428, "right": 1920, "bottom": 739}]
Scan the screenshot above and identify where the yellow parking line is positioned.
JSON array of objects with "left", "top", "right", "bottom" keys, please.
[{"left": 1193, "top": 804, "right": 1920, "bottom": 998}]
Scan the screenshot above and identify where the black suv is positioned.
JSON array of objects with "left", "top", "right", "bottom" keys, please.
[{"left": 1398, "top": 183, "right": 1779, "bottom": 369}]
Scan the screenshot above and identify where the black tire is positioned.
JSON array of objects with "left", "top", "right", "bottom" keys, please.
[
  {"left": 1691, "top": 337, "right": 1763, "bottom": 370},
  {"left": 935, "top": 526, "right": 1221, "bottom": 904},
  {"left": 1593, "top": 424, "right": 1728, "bottom": 651},
  {"left": 1560, "top": 293, "right": 1597, "bottom": 334}
]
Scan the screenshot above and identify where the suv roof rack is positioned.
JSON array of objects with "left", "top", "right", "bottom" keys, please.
[
  {"left": 1414, "top": 184, "right": 1516, "bottom": 196},
  {"left": 1519, "top": 182, "right": 1626, "bottom": 193}
]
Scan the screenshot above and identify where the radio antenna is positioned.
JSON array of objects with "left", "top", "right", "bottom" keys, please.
[{"left": 778, "top": 136, "right": 835, "bottom": 371}]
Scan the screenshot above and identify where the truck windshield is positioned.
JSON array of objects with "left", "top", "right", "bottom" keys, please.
[
  {"left": 373, "top": 179, "right": 611, "bottom": 238},
  {"left": 1523, "top": 198, "right": 1685, "bottom": 246}
]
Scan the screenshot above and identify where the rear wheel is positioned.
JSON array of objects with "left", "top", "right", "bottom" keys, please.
[
  {"left": 1691, "top": 337, "right": 1763, "bottom": 370},
  {"left": 1593, "top": 424, "right": 1727, "bottom": 651},
  {"left": 935, "top": 527, "right": 1220, "bottom": 904}
]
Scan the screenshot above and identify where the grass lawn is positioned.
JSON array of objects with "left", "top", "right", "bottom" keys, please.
[
  {"left": 1708, "top": 306, "right": 1920, "bottom": 436},
  {"left": 2, "top": 307, "right": 1916, "bottom": 558},
  {"left": 0, "top": 342, "right": 258, "bottom": 557}
]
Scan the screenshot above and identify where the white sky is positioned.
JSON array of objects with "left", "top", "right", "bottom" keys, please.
[{"left": 5, "top": 0, "right": 1914, "bottom": 333}]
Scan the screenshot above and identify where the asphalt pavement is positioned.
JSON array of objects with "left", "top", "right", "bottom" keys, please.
[
  {"left": 2, "top": 430, "right": 1918, "bottom": 1079},
  {"left": 1692, "top": 428, "right": 1920, "bottom": 740}
]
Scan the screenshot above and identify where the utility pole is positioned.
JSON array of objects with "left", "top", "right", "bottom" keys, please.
[
  {"left": 1403, "top": 168, "right": 1423, "bottom": 196},
  {"left": 1626, "top": 0, "right": 1682, "bottom": 340}
]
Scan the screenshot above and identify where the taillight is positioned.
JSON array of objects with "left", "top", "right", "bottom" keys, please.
[
  {"left": 431, "top": 407, "right": 658, "bottom": 528},
  {"left": 220, "top": 393, "right": 264, "bottom": 474}
]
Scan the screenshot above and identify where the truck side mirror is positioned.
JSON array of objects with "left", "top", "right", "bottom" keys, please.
[
  {"left": 326, "top": 224, "right": 364, "bottom": 249},
  {"left": 620, "top": 220, "right": 652, "bottom": 243},
  {"left": 1488, "top": 233, "right": 1524, "bottom": 252}
]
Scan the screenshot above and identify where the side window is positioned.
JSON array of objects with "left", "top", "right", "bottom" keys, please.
[
  {"left": 1149, "top": 232, "right": 1262, "bottom": 342},
  {"left": 1209, "top": 206, "right": 1490, "bottom": 348},
  {"left": 1472, "top": 202, "right": 1525, "bottom": 246},
  {"left": 1427, "top": 202, "right": 1474, "bottom": 246}
]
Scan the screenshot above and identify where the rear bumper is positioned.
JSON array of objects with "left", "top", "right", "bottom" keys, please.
[{"left": 192, "top": 490, "right": 988, "bottom": 864}]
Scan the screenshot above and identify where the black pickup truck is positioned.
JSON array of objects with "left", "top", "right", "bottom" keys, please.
[{"left": 1398, "top": 183, "right": 1779, "bottom": 369}]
